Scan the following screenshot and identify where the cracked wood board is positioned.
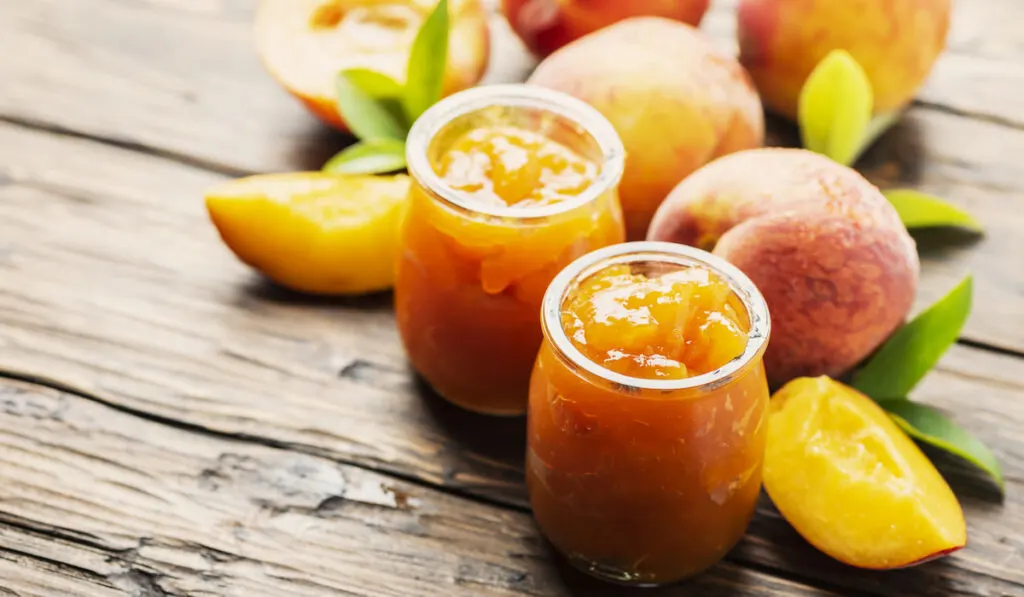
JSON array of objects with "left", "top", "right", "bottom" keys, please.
[{"left": 0, "top": 378, "right": 833, "bottom": 597}]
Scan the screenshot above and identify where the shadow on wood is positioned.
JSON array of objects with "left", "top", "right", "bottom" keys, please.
[{"left": 414, "top": 374, "right": 530, "bottom": 490}]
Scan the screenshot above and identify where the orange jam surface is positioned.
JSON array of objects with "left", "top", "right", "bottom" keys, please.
[
  {"left": 434, "top": 126, "right": 598, "bottom": 209},
  {"left": 396, "top": 123, "right": 624, "bottom": 416},
  {"left": 562, "top": 265, "right": 749, "bottom": 380}
]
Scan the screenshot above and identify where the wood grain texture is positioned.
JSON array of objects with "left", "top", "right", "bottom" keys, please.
[
  {"left": 0, "top": 378, "right": 834, "bottom": 597},
  {"left": 1, "top": 0, "right": 1021, "bottom": 352},
  {"left": 0, "top": 121, "right": 1021, "bottom": 595}
]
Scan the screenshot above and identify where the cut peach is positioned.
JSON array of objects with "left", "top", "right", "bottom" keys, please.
[
  {"left": 764, "top": 377, "right": 967, "bottom": 569},
  {"left": 255, "top": 0, "right": 490, "bottom": 131},
  {"left": 205, "top": 172, "right": 410, "bottom": 295}
]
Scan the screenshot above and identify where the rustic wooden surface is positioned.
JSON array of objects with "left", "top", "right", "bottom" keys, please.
[{"left": 0, "top": 0, "right": 1021, "bottom": 596}]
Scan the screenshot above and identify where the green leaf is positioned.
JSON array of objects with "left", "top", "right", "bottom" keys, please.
[
  {"left": 403, "top": 0, "right": 449, "bottom": 123},
  {"left": 882, "top": 399, "right": 1004, "bottom": 490},
  {"left": 798, "top": 49, "right": 873, "bottom": 166},
  {"left": 884, "top": 189, "right": 984, "bottom": 232},
  {"left": 322, "top": 139, "right": 407, "bottom": 175},
  {"left": 342, "top": 68, "right": 404, "bottom": 100},
  {"left": 853, "top": 276, "right": 973, "bottom": 400},
  {"left": 336, "top": 69, "right": 408, "bottom": 141}
]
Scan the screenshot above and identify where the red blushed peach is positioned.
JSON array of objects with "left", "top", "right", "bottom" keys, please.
[
  {"left": 502, "top": 0, "right": 710, "bottom": 57},
  {"left": 255, "top": 0, "right": 490, "bottom": 132},
  {"left": 738, "top": 0, "right": 951, "bottom": 120},
  {"left": 528, "top": 17, "right": 764, "bottom": 240},
  {"left": 648, "top": 148, "right": 919, "bottom": 386}
]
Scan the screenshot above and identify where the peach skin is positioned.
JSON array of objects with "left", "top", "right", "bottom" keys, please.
[
  {"left": 255, "top": 0, "right": 490, "bottom": 132},
  {"left": 739, "top": 0, "right": 951, "bottom": 120},
  {"left": 502, "top": 0, "right": 710, "bottom": 57},
  {"left": 529, "top": 17, "right": 764, "bottom": 240},
  {"left": 765, "top": 377, "right": 967, "bottom": 569},
  {"left": 648, "top": 148, "right": 919, "bottom": 386}
]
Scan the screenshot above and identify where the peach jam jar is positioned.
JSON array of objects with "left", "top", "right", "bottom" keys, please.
[
  {"left": 527, "top": 241, "right": 772, "bottom": 585},
  {"left": 397, "top": 84, "right": 626, "bottom": 416}
]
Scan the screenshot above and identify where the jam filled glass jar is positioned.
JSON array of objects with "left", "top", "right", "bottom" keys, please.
[
  {"left": 527, "top": 241, "right": 771, "bottom": 585},
  {"left": 397, "top": 84, "right": 626, "bottom": 416}
]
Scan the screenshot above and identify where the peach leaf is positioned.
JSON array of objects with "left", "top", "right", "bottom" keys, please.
[
  {"left": 336, "top": 69, "right": 409, "bottom": 141},
  {"left": 403, "top": 0, "right": 449, "bottom": 123},
  {"left": 798, "top": 50, "right": 873, "bottom": 166},
  {"left": 882, "top": 399, "right": 1004, "bottom": 491},
  {"left": 853, "top": 275, "right": 972, "bottom": 400},
  {"left": 323, "top": 138, "right": 408, "bottom": 175},
  {"left": 884, "top": 189, "right": 984, "bottom": 232}
]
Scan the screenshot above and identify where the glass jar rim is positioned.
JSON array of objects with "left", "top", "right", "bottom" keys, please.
[
  {"left": 541, "top": 241, "right": 772, "bottom": 392},
  {"left": 405, "top": 84, "right": 626, "bottom": 220}
]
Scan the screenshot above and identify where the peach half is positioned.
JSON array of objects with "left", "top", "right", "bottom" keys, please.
[
  {"left": 255, "top": 0, "right": 490, "bottom": 131},
  {"left": 765, "top": 377, "right": 967, "bottom": 569},
  {"left": 648, "top": 148, "right": 919, "bottom": 386},
  {"left": 528, "top": 17, "right": 764, "bottom": 240},
  {"left": 502, "top": 0, "right": 710, "bottom": 57}
]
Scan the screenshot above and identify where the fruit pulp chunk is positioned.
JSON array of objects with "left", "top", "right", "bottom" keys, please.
[
  {"left": 562, "top": 265, "right": 749, "bottom": 379},
  {"left": 204, "top": 173, "right": 409, "bottom": 295},
  {"left": 527, "top": 262, "right": 768, "bottom": 583},
  {"left": 435, "top": 126, "right": 598, "bottom": 209},
  {"left": 396, "top": 125, "right": 624, "bottom": 415},
  {"left": 764, "top": 377, "right": 967, "bottom": 569}
]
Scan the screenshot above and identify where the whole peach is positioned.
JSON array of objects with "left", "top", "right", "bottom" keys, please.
[
  {"left": 256, "top": 0, "right": 490, "bottom": 132},
  {"left": 502, "top": 0, "right": 710, "bottom": 57},
  {"left": 528, "top": 17, "right": 764, "bottom": 240},
  {"left": 738, "top": 0, "right": 951, "bottom": 120},
  {"left": 648, "top": 149, "right": 919, "bottom": 386}
]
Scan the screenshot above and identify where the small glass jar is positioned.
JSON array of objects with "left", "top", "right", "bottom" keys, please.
[
  {"left": 397, "top": 84, "right": 626, "bottom": 416},
  {"left": 527, "top": 241, "right": 771, "bottom": 586}
]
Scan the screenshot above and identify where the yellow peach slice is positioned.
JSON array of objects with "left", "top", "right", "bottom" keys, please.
[
  {"left": 764, "top": 377, "right": 967, "bottom": 569},
  {"left": 205, "top": 172, "right": 409, "bottom": 295}
]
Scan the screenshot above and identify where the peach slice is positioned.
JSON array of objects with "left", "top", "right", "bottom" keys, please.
[
  {"left": 764, "top": 377, "right": 967, "bottom": 569},
  {"left": 255, "top": 0, "right": 490, "bottom": 131},
  {"left": 206, "top": 172, "right": 410, "bottom": 295}
]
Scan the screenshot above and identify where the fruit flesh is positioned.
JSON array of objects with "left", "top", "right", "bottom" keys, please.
[
  {"left": 764, "top": 377, "right": 967, "bottom": 569},
  {"left": 396, "top": 124, "right": 624, "bottom": 415},
  {"left": 561, "top": 265, "right": 749, "bottom": 380},
  {"left": 527, "top": 263, "right": 767, "bottom": 583},
  {"left": 205, "top": 172, "right": 409, "bottom": 295},
  {"left": 255, "top": 0, "right": 489, "bottom": 130}
]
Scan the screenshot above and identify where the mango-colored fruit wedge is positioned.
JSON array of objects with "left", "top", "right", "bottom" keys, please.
[
  {"left": 764, "top": 376, "right": 966, "bottom": 569},
  {"left": 205, "top": 172, "right": 409, "bottom": 295}
]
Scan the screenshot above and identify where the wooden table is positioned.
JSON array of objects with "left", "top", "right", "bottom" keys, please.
[{"left": 1, "top": 1, "right": 1022, "bottom": 595}]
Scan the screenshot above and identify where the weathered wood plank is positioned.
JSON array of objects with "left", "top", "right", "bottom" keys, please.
[
  {"left": 0, "top": 120, "right": 1021, "bottom": 595},
  {"left": 2, "top": 0, "right": 1020, "bottom": 352},
  {"left": 0, "top": 378, "right": 834, "bottom": 597}
]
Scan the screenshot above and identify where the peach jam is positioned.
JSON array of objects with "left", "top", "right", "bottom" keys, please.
[
  {"left": 561, "top": 264, "right": 749, "bottom": 380},
  {"left": 397, "top": 84, "right": 626, "bottom": 416},
  {"left": 527, "top": 242, "right": 772, "bottom": 585},
  {"left": 436, "top": 126, "right": 599, "bottom": 209}
]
